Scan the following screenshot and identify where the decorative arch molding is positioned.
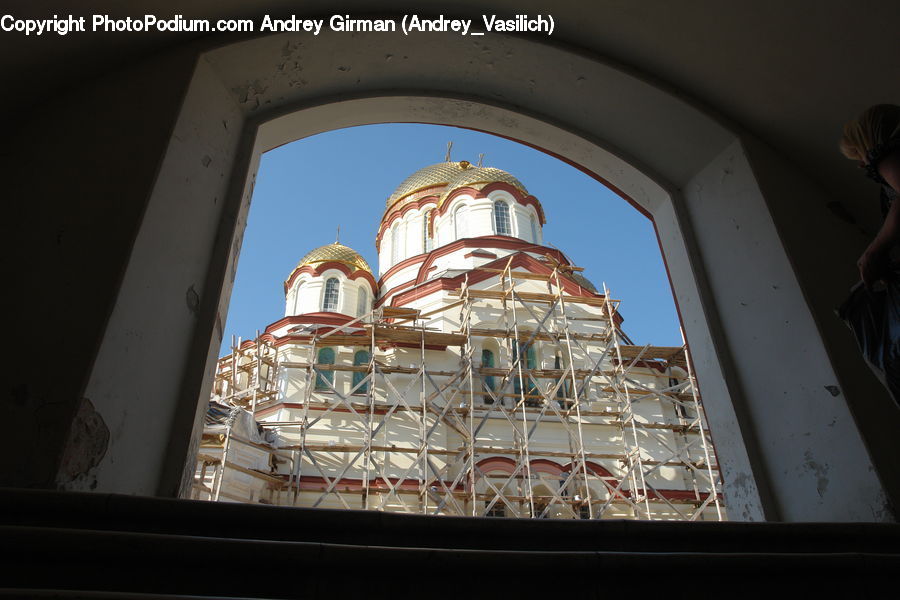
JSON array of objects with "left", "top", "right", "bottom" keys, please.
[
  {"left": 476, "top": 457, "right": 604, "bottom": 479},
  {"left": 475, "top": 456, "right": 517, "bottom": 474},
  {"left": 264, "top": 312, "right": 356, "bottom": 334},
  {"left": 413, "top": 238, "right": 567, "bottom": 286},
  {"left": 386, "top": 251, "right": 613, "bottom": 319},
  {"left": 376, "top": 253, "right": 430, "bottom": 289},
  {"left": 561, "top": 461, "right": 615, "bottom": 479},
  {"left": 79, "top": 28, "right": 893, "bottom": 522},
  {"left": 375, "top": 237, "right": 572, "bottom": 304},
  {"left": 376, "top": 196, "right": 440, "bottom": 249},
  {"left": 437, "top": 182, "right": 546, "bottom": 225},
  {"left": 284, "top": 261, "right": 377, "bottom": 294},
  {"left": 235, "top": 332, "right": 278, "bottom": 351},
  {"left": 529, "top": 459, "right": 566, "bottom": 477}
]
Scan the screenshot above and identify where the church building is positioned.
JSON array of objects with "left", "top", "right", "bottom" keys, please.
[{"left": 197, "top": 159, "right": 725, "bottom": 521}]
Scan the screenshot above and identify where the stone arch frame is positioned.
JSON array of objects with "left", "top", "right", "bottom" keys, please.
[
  {"left": 479, "top": 337, "right": 502, "bottom": 405},
  {"left": 389, "top": 221, "right": 401, "bottom": 266},
  {"left": 320, "top": 276, "right": 341, "bottom": 313},
  {"left": 452, "top": 201, "right": 470, "bottom": 241},
  {"left": 529, "top": 212, "right": 541, "bottom": 245},
  {"left": 79, "top": 30, "right": 890, "bottom": 522},
  {"left": 491, "top": 196, "right": 514, "bottom": 237},
  {"left": 422, "top": 207, "right": 434, "bottom": 253},
  {"left": 355, "top": 284, "right": 368, "bottom": 318},
  {"left": 484, "top": 188, "right": 523, "bottom": 240},
  {"left": 290, "top": 281, "right": 303, "bottom": 316}
]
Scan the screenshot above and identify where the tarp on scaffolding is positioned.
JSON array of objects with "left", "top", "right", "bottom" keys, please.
[{"left": 206, "top": 400, "right": 275, "bottom": 446}]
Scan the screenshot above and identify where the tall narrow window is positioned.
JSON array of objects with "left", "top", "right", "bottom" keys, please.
[
  {"left": 423, "top": 210, "right": 433, "bottom": 252},
  {"left": 391, "top": 223, "right": 401, "bottom": 265},
  {"left": 357, "top": 288, "right": 368, "bottom": 317},
  {"left": 352, "top": 350, "right": 370, "bottom": 394},
  {"left": 315, "top": 347, "right": 335, "bottom": 391},
  {"left": 512, "top": 342, "right": 537, "bottom": 398},
  {"left": 554, "top": 354, "right": 570, "bottom": 402},
  {"left": 454, "top": 205, "right": 468, "bottom": 240},
  {"left": 482, "top": 348, "right": 496, "bottom": 403},
  {"left": 530, "top": 215, "right": 539, "bottom": 243},
  {"left": 293, "top": 282, "right": 303, "bottom": 314},
  {"left": 322, "top": 277, "right": 340, "bottom": 312},
  {"left": 286, "top": 289, "right": 295, "bottom": 316},
  {"left": 494, "top": 200, "right": 511, "bottom": 236}
]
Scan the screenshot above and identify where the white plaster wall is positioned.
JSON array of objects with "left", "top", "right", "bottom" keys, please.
[
  {"left": 79, "top": 59, "right": 245, "bottom": 496},
  {"left": 285, "top": 269, "right": 376, "bottom": 316},
  {"left": 380, "top": 262, "right": 423, "bottom": 295},
  {"left": 319, "top": 268, "right": 349, "bottom": 314},
  {"left": 377, "top": 226, "right": 393, "bottom": 276},
  {"left": 380, "top": 206, "right": 437, "bottom": 272},
  {"left": 286, "top": 273, "right": 317, "bottom": 316},
  {"left": 404, "top": 211, "right": 425, "bottom": 259},
  {"left": 300, "top": 276, "right": 326, "bottom": 314},
  {"left": 252, "top": 315, "right": 715, "bottom": 519},
  {"left": 82, "top": 27, "right": 895, "bottom": 520},
  {"left": 355, "top": 283, "right": 371, "bottom": 317},
  {"left": 677, "top": 140, "right": 885, "bottom": 520}
]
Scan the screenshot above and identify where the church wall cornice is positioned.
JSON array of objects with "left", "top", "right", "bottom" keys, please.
[{"left": 284, "top": 261, "right": 377, "bottom": 295}]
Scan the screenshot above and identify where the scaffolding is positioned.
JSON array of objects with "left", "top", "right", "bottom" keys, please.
[{"left": 195, "top": 259, "right": 725, "bottom": 521}]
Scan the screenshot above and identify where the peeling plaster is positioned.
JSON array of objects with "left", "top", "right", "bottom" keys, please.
[
  {"left": 803, "top": 450, "right": 830, "bottom": 499},
  {"left": 56, "top": 398, "right": 110, "bottom": 490},
  {"left": 185, "top": 284, "right": 201, "bottom": 317}
]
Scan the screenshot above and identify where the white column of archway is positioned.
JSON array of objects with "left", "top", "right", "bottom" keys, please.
[{"left": 79, "top": 30, "right": 890, "bottom": 521}]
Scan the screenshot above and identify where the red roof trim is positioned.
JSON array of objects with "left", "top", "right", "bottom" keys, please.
[
  {"left": 377, "top": 254, "right": 428, "bottom": 287},
  {"left": 436, "top": 182, "right": 546, "bottom": 225},
  {"left": 265, "top": 312, "right": 356, "bottom": 334},
  {"left": 375, "top": 279, "right": 416, "bottom": 307},
  {"left": 284, "top": 262, "right": 377, "bottom": 294},
  {"left": 464, "top": 250, "right": 498, "bottom": 259},
  {"left": 395, "top": 251, "right": 598, "bottom": 303},
  {"left": 414, "top": 237, "right": 568, "bottom": 286},
  {"left": 376, "top": 196, "right": 440, "bottom": 249}
]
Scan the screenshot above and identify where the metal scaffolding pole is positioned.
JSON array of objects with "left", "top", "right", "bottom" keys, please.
[
  {"left": 604, "top": 283, "right": 652, "bottom": 519},
  {"left": 198, "top": 257, "right": 726, "bottom": 521}
]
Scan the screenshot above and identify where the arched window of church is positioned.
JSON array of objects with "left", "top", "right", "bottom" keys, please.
[
  {"left": 482, "top": 349, "right": 496, "bottom": 402},
  {"left": 352, "top": 350, "right": 370, "bottom": 394},
  {"left": 423, "top": 210, "right": 433, "bottom": 252},
  {"left": 512, "top": 342, "right": 537, "bottom": 399},
  {"left": 286, "top": 289, "right": 295, "bottom": 316},
  {"left": 454, "top": 205, "right": 468, "bottom": 240},
  {"left": 530, "top": 215, "right": 539, "bottom": 243},
  {"left": 322, "top": 277, "right": 340, "bottom": 312},
  {"left": 554, "top": 354, "right": 571, "bottom": 404},
  {"left": 315, "top": 347, "right": 335, "bottom": 391},
  {"left": 391, "top": 222, "right": 401, "bottom": 265},
  {"left": 357, "top": 287, "right": 368, "bottom": 317},
  {"left": 293, "top": 282, "right": 303, "bottom": 314},
  {"left": 494, "top": 200, "right": 512, "bottom": 236}
]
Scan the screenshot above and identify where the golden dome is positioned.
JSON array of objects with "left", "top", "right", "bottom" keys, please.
[
  {"left": 296, "top": 242, "right": 372, "bottom": 274},
  {"left": 385, "top": 161, "right": 473, "bottom": 211},
  {"left": 570, "top": 272, "right": 598, "bottom": 294},
  {"left": 438, "top": 167, "right": 529, "bottom": 206}
]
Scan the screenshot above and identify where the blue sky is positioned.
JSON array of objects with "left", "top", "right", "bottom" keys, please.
[{"left": 221, "top": 123, "right": 681, "bottom": 353}]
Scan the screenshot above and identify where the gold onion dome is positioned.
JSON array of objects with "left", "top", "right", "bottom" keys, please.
[
  {"left": 571, "top": 272, "right": 598, "bottom": 294},
  {"left": 438, "top": 166, "right": 529, "bottom": 206},
  {"left": 384, "top": 161, "right": 473, "bottom": 211},
  {"left": 296, "top": 242, "right": 372, "bottom": 274}
]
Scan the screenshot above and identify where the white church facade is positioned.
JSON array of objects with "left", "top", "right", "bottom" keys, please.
[{"left": 195, "top": 160, "right": 726, "bottom": 521}]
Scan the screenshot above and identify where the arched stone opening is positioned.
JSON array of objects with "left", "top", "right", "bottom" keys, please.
[{"left": 78, "top": 30, "right": 890, "bottom": 522}]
